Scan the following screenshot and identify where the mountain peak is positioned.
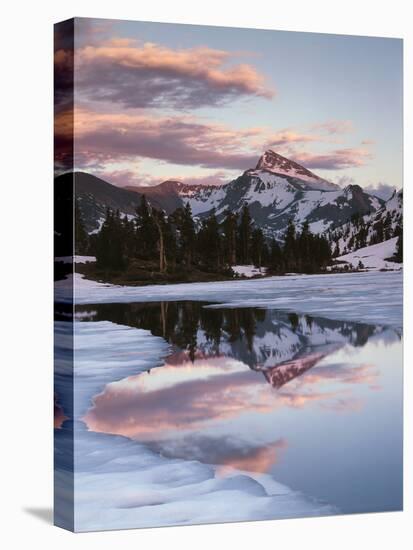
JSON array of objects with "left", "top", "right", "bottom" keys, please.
[{"left": 255, "top": 150, "right": 339, "bottom": 191}]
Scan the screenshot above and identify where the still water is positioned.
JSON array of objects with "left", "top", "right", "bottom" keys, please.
[{"left": 77, "top": 301, "right": 403, "bottom": 514}]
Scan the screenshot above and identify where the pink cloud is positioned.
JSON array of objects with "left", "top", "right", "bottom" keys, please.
[
  {"left": 294, "top": 147, "right": 372, "bottom": 170},
  {"left": 74, "top": 40, "right": 274, "bottom": 109},
  {"left": 217, "top": 439, "right": 288, "bottom": 474},
  {"left": 55, "top": 107, "right": 371, "bottom": 177},
  {"left": 96, "top": 168, "right": 231, "bottom": 189},
  {"left": 65, "top": 108, "right": 261, "bottom": 170},
  {"left": 266, "top": 129, "right": 320, "bottom": 147},
  {"left": 97, "top": 169, "right": 158, "bottom": 188},
  {"left": 177, "top": 171, "right": 236, "bottom": 187},
  {"left": 312, "top": 120, "right": 354, "bottom": 135}
]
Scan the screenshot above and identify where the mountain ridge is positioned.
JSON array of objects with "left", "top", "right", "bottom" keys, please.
[{"left": 61, "top": 151, "right": 396, "bottom": 241}]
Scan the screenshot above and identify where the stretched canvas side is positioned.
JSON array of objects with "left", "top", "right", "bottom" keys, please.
[{"left": 54, "top": 18, "right": 75, "bottom": 532}]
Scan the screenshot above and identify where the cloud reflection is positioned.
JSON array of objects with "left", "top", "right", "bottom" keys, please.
[
  {"left": 84, "top": 356, "right": 380, "bottom": 455},
  {"left": 82, "top": 305, "right": 387, "bottom": 476}
]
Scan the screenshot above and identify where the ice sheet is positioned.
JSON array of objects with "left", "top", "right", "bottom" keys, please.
[{"left": 54, "top": 270, "right": 403, "bottom": 329}]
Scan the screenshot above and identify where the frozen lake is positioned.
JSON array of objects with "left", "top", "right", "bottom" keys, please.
[
  {"left": 54, "top": 271, "right": 403, "bottom": 530},
  {"left": 56, "top": 270, "right": 403, "bottom": 328}
]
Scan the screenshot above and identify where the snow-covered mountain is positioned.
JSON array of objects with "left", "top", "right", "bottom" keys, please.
[
  {"left": 77, "top": 303, "right": 390, "bottom": 389},
  {"left": 255, "top": 149, "right": 339, "bottom": 191},
  {"left": 327, "top": 189, "right": 402, "bottom": 256},
  {"left": 125, "top": 150, "right": 384, "bottom": 239},
  {"left": 65, "top": 150, "right": 394, "bottom": 240}
]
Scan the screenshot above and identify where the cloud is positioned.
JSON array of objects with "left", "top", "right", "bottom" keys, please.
[
  {"left": 312, "top": 120, "right": 354, "bottom": 134},
  {"left": 58, "top": 108, "right": 261, "bottom": 171},
  {"left": 333, "top": 177, "right": 397, "bottom": 200},
  {"left": 97, "top": 169, "right": 159, "bottom": 188},
  {"left": 302, "top": 363, "right": 379, "bottom": 388},
  {"left": 333, "top": 175, "right": 355, "bottom": 187},
  {"left": 180, "top": 171, "right": 236, "bottom": 187},
  {"left": 84, "top": 367, "right": 275, "bottom": 439},
  {"left": 150, "top": 434, "right": 288, "bottom": 474},
  {"left": 96, "top": 168, "right": 236, "bottom": 188},
  {"left": 74, "top": 40, "right": 273, "bottom": 109},
  {"left": 266, "top": 129, "right": 320, "bottom": 147},
  {"left": 54, "top": 28, "right": 74, "bottom": 110},
  {"left": 84, "top": 350, "right": 377, "bottom": 443},
  {"left": 363, "top": 182, "right": 397, "bottom": 200},
  {"left": 294, "top": 147, "right": 371, "bottom": 170},
  {"left": 56, "top": 107, "right": 371, "bottom": 178}
]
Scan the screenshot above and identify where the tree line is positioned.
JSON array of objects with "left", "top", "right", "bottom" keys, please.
[
  {"left": 77, "top": 196, "right": 332, "bottom": 277},
  {"left": 328, "top": 210, "right": 403, "bottom": 258}
]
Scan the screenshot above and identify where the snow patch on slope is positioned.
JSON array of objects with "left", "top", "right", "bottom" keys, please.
[
  {"left": 232, "top": 265, "right": 268, "bottom": 278},
  {"left": 333, "top": 237, "right": 401, "bottom": 271},
  {"left": 243, "top": 174, "right": 296, "bottom": 208}
]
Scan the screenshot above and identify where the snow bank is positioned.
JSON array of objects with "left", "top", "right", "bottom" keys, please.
[
  {"left": 232, "top": 265, "right": 268, "bottom": 278},
  {"left": 55, "top": 255, "right": 96, "bottom": 264},
  {"left": 67, "top": 428, "right": 335, "bottom": 531},
  {"left": 55, "top": 320, "right": 335, "bottom": 531},
  {"left": 333, "top": 237, "right": 401, "bottom": 271},
  {"left": 89, "top": 217, "right": 105, "bottom": 235}
]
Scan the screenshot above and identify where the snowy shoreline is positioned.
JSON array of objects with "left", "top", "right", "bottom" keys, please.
[{"left": 55, "top": 270, "right": 403, "bottom": 329}]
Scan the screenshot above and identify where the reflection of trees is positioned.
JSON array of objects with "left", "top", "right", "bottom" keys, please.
[
  {"left": 76, "top": 301, "right": 384, "bottom": 366},
  {"left": 200, "top": 307, "right": 223, "bottom": 348},
  {"left": 83, "top": 301, "right": 264, "bottom": 360},
  {"left": 288, "top": 313, "right": 299, "bottom": 332}
]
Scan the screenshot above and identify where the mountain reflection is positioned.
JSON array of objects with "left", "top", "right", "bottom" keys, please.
[
  {"left": 79, "top": 301, "right": 400, "bottom": 474},
  {"left": 76, "top": 301, "right": 392, "bottom": 374}
]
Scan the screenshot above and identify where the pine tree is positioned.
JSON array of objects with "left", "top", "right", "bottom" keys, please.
[
  {"left": 297, "top": 220, "right": 311, "bottom": 271},
  {"left": 283, "top": 219, "right": 297, "bottom": 271},
  {"left": 383, "top": 211, "right": 393, "bottom": 240},
  {"left": 222, "top": 209, "right": 238, "bottom": 265},
  {"left": 251, "top": 227, "right": 265, "bottom": 268},
  {"left": 393, "top": 222, "right": 402, "bottom": 239},
  {"left": 152, "top": 208, "right": 168, "bottom": 273},
  {"left": 165, "top": 214, "right": 178, "bottom": 271},
  {"left": 238, "top": 204, "right": 252, "bottom": 264},
  {"left": 135, "top": 195, "right": 158, "bottom": 260},
  {"left": 373, "top": 218, "right": 384, "bottom": 244},
  {"left": 95, "top": 208, "right": 112, "bottom": 268},
  {"left": 197, "top": 209, "right": 221, "bottom": 271},
  {"left": 122, "top": 215, "right": 136, "bottom": 258},
  {"left": 178, "top": 202, "right": 196, "bottom": 267},
  {"left": 269, "top": 239, "right": 284, "bottom": 273},
  {"left": 74, "top": 200, "right": 88, "bottom": 255},
  {"left": 395, "top": 233, "right": 403, "bottom": 262},
  {"left": 95, "top": 208, "right": 128, "bottom": 270}
]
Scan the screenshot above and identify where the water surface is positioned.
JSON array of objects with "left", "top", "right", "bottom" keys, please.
[{"left": 78, "top": 301, "right": 403, "bottom": 514}]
